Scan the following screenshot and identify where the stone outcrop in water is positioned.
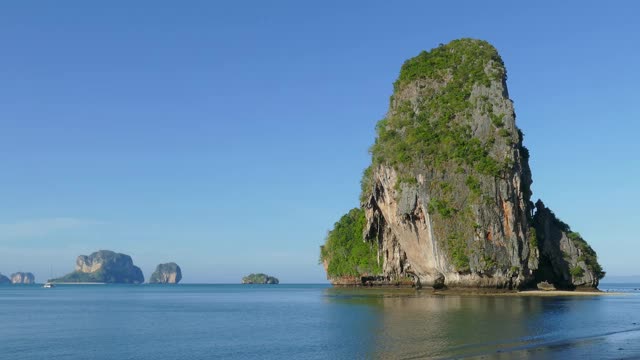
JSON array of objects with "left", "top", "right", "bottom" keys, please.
[
  {"left": 242, "top": 273, "right": 279, "bottom": 284},
  {"left": 149, "top": 263, "right": 182, "bottom": 284},
  {"left": 0, "top": 274, "right": 10, "bottom": 284},
  {"left": 52, "top": 250, "right": 144, "bottom": 284},
  {"left": 10, "top": 272, "right": 35, "bottom": 284},
  {"left": 321, "top": 39, "right": 604, "bottom": 290}
]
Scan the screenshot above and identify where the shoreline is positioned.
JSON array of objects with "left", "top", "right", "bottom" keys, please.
[
  {"left": 329, "top": 286, "right": 626, "bottom": 296},
  {"left": 430, "top": 289, "right": 625, "bottom": 296},
  {"left": 511, "top": 290, "right": 624, "bottom": 296},
  {"left": 49, "top": 282, "right": 107, "bottom": 285}
]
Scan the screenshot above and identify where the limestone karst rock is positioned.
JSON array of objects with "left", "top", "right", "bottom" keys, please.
[
  {"left": 321, "top": 39, "right": 604, "bottom": 290},
  {"left": 10, "top": 272, "right": 35, "bottom": 284},
  {"left": 533, "top": 200, "right": 604, "bottom": 289},
  {"left": 149, "top": 263, "right": 182, "bottom": 284},
  {"left": 52, "top": 250, "right": 144, "bottom": 284}
]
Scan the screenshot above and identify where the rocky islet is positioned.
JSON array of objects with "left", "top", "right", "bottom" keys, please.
[
  {"left": 52, "top": 250, "right": 145, "bottom": 284},
  {"left": 321, "top": 38, "right": 604, "bottom": 291},
  {"left": 242, "top": 273, "right": 279, "bottom": 284},
  {"left": 10, "top": 272, "right": 35, "bottom": 284},
  {"left": 149, "top": 263, "right": 182, "bottom": 284}
]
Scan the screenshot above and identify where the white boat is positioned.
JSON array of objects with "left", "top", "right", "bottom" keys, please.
[{"left": 44, "top": 266, "right": 55, "bottom": 288}]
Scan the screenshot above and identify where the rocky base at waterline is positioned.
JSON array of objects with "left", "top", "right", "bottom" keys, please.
[
  {"left": 330, "top": 275, "right": 416, "bottom": 288},
  {"left": 51, "top": 250, "right": 144, "bottom": 284},
  {"left": 320, "top": 39, "right": 605, "bottom": 291},
  {"left": 242, "top": 273, "right": 279, "bottom": 284},
  {"left": 149, "top": 263, "right": 182, "bottom": 284}
]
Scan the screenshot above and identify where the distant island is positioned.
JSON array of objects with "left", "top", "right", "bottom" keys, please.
[
  {"left": 11, "top": 272, "right": 35, "bottom": 284},
  {"left": 320, "top": 38, "right": 604, "bottom": 291},
  {"left": 51, "top": 250, "right": 144, "bottom": 284},
  {"left": 242, "top": 273, "right": 279, "bottom": 284},
  {"left": 149, "top": 262, "right": 182, "bottom": 284},
  {"left": 0, "top": 272, "right": 35, "bottom": 285}
]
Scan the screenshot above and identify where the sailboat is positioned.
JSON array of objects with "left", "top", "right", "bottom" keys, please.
[{"left": 43, "top": 266, "right": 55, "bottom": 288}]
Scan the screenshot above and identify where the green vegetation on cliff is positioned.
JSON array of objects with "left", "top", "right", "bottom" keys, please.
[
  {"left": 320, "top": 208, "right": 381, "bottom": 277},
  {"left": 370, "top": 105, "right": 504, "bottom": 178},
  {"left": 363, "top": 39, "right": 517, "bottom": 272},
  {"left": 535, "top": 205, "right": 605, "bottom": 281},
  {"left": 52, "top": 271, "right": 105, "bottom": 283},
  {"left": 370, "top": 39, "right": 507, "bottom": 180},
  {"left": 52, "top": 268, "right": 144, "bottom": 284},
  {"left": 393, "top": 39, "right": 505, "bottom": 90},
  {"left": 567, "top": 232, "right": 605, "bottom": 280}
]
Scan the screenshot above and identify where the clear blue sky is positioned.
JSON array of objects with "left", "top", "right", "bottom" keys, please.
[{"left": 1, "top": 1, "right": 638, "bottom": 283}]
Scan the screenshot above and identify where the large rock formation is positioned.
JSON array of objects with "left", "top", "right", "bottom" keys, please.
[
  {"left": 242, "top": 273, "right": 279, "bottom": 284},
  {"left": 52, "top": 250, "right": 144, "bottom": 284},
  {"left": 321, "top": 39, "right": 604, "bottom": 290},
  {"left": 149, "top": 263, "right": 182, "bottom": 284},
  {"left": 10, "top": 272, "right": 35, "bottom": 284},
  {"left": 0, "top": 274, "right": 10, "bottom": 284}
]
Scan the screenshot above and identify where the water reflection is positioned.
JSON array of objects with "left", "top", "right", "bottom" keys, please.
[
  {"left": 322, "top": 288, "right": 629, "bottom": 359},
  {"left": 0, "top": 285, "right": 637, "bottom": 359}
]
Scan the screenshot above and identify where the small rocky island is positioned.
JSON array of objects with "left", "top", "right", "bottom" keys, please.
[
  {"left": 52, "top": 250, "right": 144, "bottom": 284},
  {"left": 11, "top": 272, "right": 35, "bottom": 284},
  {"left": 149, "top": 262, "right": 182, "bottom": 284},
  {"left": 242, "top": 273, "right": 279, "bottom": 284}
]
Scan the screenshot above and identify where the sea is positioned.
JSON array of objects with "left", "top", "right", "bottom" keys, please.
[{"left": 0, "top": 283, "right": 639, "bottom": 359}]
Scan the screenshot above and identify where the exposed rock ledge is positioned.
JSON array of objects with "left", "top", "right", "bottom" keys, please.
[{"left": 330, "top": 275, "right": 416, "bottom": 288}]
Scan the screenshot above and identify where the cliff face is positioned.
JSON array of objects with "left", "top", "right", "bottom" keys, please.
[
  {"left": 0, "top": 274, "right": 9, "bottom": 284},
  {"left": 149, "top": 263, "right": 182, "bottom": 284},
  {"left": 322, "top": 39, "right": 604, "bottom": 289},
  {"left": 53, "top": 250, "right": 144, "bottom": 284},
  {"left": 10, "top": 272, "right": 35, "bottom": 284},
  {"left": 361, "top": 39, "right": 536, "bottom": 289},
  {"left": 533, "top": 201, "right": 604, "bottom": 288}
]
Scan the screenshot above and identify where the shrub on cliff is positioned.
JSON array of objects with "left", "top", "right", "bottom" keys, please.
[{"left": 320, "top": 208, "right": 381, "bottom": 277}]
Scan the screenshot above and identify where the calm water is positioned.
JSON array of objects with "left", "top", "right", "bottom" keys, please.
[{"left": 1, "top": 283, "right": 639, "bottom": 359}]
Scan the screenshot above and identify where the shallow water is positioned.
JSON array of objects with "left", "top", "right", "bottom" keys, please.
[{"left": 0, "top": 283, "right": 638, "bottom": 359}]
